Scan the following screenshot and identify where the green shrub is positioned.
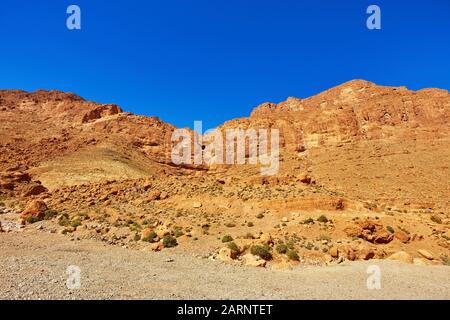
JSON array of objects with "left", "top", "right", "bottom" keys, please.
[
  {"left": 317, "top": 215, "right": 328, "bottom": 223},
  {"left": 286, "top": 241, "right": 295, "bottom": 250},
  {"left": 227, "top": 242, "right": 240, "bottom": 254},
  {"left": 70, "top": 218, "right": 82, "bottom": 228},
  {"left": 276, "top": 243, "right": 288, "bottom": 254},
  {"left": 250, "top": 245, "right": 272, "bottom": 260},
  {"left": 133, "top": 233, "right": 141, "bottom": 241},
  {"left": 247, "top": 222, "right": 254, "bottom": 227},
  {"left": 163, "top": 235, "right": 178, "bottom": 248},
  {"left": 287, "top": 250, "right": 300, "bottom": 261},
  {"left": 58, "top": 214, "right": 70, "bottom": 227},
  {"left": 442, "top": 255, "right": 450, "bottom": 266},
  {"left": 222, "top": 235, "right": 233, "bottom": 243},
  {"left": 174, "top": 227, "right": 184, "bottom": 238},
  {"left": 142, "top": 231, "right": 157, "bottom": 243},
  {"left": 26, "top": 216, "right": 41, "bottom": 224},
  {"left": 386, "top": 226, "right": 395, "bottom": 234}
]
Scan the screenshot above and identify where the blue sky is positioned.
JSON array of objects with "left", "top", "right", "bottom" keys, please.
[{"left": 0, "top": 0, "right": 449, "bottom": 129}]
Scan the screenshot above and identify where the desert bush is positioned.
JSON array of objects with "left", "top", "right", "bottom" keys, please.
[
  {"left": 317, "top": 215, "right": 328, "bottom": 223},
  {"left": 58, "top": 213, "right": 70, "bottom": 227},
  {"left": 250, "top": 245, "right": 272, "bottom": 260},
  {"left": 227, "top": 242, "right": 240, "bottom": 254},
  {"left": 247, "top": 222, "right": 254, "bottom": 227},
  {"left": 222, "top": 235, "right": 233, "bottom": 243},
  {"left": 133, "top": 233, "right": 141, "bottom": 241},
  {"left": 70, "top": 218, "right": 82, "bottom": 228},
  {"left": 303, "top": 217, "right": 314, "bottom": 224},
  {"left": 256, "top": 213, "right": 264, "bottom": 219},
  {"left": 442, "top": 255, "right": 450, "bottom": 266},
  {"left": 276, "top": 243, "right": 288, "bottom": 254},
  {"left": 287, "top": 250, "right": 300, "bottom": 261},
  {"left": 163, "top": 235, "right": 178, "bottom": 248},
  {"left": 174, "top": 227, "right": 184, "bottom": 238},
  {"left": 26, "top": 216, "right": 42, "bottom": 224}
]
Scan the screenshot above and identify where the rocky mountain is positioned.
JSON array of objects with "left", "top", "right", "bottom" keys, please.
[{"left": 0, "top": 80, "right": 449, "bottom": 268}]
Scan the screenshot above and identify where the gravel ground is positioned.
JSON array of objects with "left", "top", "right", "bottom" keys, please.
[{"left": 0, "top": 229, "right": 449, "bottom": 300}]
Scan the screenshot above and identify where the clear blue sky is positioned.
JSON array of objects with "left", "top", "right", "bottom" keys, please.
[{"left": 1, "top": 0, "right": 449, "bottom": 129}]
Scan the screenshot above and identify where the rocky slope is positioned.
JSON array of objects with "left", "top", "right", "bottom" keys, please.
[{"left": 0, "top": 80, "right": 449, "bottom": 270}]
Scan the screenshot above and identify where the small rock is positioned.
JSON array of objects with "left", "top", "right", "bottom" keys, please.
[
  {"left": 149, "top": 243, "right": 162, "bottom": 251},
  {"left": 330, "top": 247, "right": 339, "bottom": 258},
  {"left": 281, "top": 217, "right": 289, "bottom": 223},
  {"left": 193, "top": 202, "right": 202, "bottom": 208},
  {"left": 418, "top": 249, "right": 434, "bottom": 260},
  {"left": 148, "top": 190, "right": 161, "bottom": 201}
]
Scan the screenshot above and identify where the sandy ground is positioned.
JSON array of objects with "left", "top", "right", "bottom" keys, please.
[{"left": 0, "top": 229, "right": 449, "bottom": 300}]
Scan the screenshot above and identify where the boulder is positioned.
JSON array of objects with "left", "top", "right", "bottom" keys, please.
[
  {"left": 373, "top": 230, "right": 394, "bottom": 244},
  {"left": 20, "top": 200, "right": 47, "bottom": 220},
  {"left": 193, "top": 202, "right": 202, "bottom": 208},
  {"left": 148, "top": 190, "right": 161, "bottom": 201},
  {"left": 155, "top": 225, "right": 170, "bottom": 238},
  {"left": 358, "top": 248, "right": 375, "bottom": 260},
  {"left": 258, "top": 233, "right": 273, "bottom": 245},
  {"left": 394, "top": 231, "right": 410, "bottom": 244},
  {"left": 329, "top": 247, "right": 339, "bottom": 258},
  {"left": 298, "top": 173, "right": 311, "bottom": 184},
  {"left": 387, "top": 251, "right": 413, "bottom": 264},
  {"left": 242, "top": 254, "right": 266, "bottom": 267}
]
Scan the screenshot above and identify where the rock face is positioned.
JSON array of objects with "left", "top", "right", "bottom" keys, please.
[{"left": 22, "top": 183, "right": 48, "bottom": 197}]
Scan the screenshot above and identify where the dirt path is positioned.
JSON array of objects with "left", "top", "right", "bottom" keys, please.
[{"left": 1, "top": 229, "right": 449, "bottom": 300}]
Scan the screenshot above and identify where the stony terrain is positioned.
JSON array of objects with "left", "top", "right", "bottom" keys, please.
[
  {"left": 1, "top": 80, "right": 449, "bottom": 299},
  {"left": 0, "top": 228, "right": 449, "bottom": 300}
]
